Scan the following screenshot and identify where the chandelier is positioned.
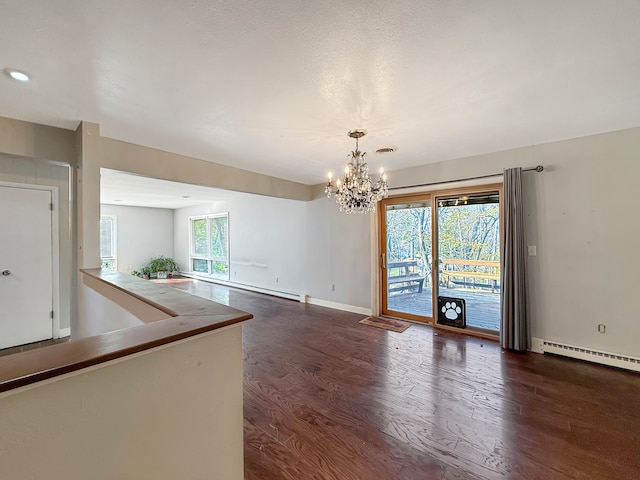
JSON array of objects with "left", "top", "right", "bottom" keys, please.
[{"left": 325, "top": 129, "right": 389, "bottom": 214}]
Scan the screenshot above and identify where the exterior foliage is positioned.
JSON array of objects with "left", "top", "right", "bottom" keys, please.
[
  {"left": 386, "top": 201, "right": 500, "bottom": 283},
  {"left": 190, "top": 214, "right": 229, "bottom": 277}
]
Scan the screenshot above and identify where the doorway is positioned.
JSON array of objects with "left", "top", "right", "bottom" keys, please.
[
  {"left": 380, "top": 185, "right": 502, "bottom": 336},
  {"left": 381, "top": 195, "right": 434, "bottom": 322},
  {"left": 0, "top": 184, "right": 55, "bottom": 349}
]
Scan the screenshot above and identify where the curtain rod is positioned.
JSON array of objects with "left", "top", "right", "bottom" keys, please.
[{"left": 389, "top": 165, "right": 544, "bottom": 191}]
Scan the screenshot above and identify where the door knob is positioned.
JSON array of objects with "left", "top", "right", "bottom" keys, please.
[{"left": 1, "top": 270, "right": 11, "bottom": 276}]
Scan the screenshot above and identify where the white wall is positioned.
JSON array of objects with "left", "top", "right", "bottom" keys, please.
[
  {"left": 101, "top": 204, "right": 175, "bottom": 274},
  {"left": 305, "top": 196, "right": 372, "bottom": 309},
  {"left": 174, "top": 194, "right": 307, "bottom": 294},
  {"left": 173, "top": 192, "right": 374, "bottom": 310}
]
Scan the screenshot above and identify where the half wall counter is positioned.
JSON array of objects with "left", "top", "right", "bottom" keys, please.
[{"left": 0, "top": 268, "right": 252, "bottom": 480}]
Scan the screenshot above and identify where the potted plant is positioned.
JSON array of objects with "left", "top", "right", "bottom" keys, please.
[
  {"left": 144, "top": 256, "right": 178, "bottom": 279},
  {"left": 141, "top": 266, "right": 151, "bottom": 280}
]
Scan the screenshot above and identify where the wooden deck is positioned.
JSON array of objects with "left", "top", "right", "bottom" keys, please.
[{"left": 388, "top": 285, "right": 500, "bottom": 331}]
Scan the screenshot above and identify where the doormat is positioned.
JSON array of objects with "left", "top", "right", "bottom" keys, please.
[{"left": 359, "top": 316, "right": 412, "bottom": 333}]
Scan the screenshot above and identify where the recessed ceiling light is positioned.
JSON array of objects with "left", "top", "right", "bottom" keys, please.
[
  {"left": 4, "top": 69, "right": 31, "bottom": 82},
  {"left": 114, "top": 199, "right": 123, "bottom": 202},
  {"left": 182, "top": 195, "right": 192, "bottom": 198}
]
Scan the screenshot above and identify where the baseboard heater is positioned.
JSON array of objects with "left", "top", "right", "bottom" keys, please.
[
  {"left": 180, "top": 273, "right": 305, "bottom": 302},
  {"left": 533, "top": 338, "right": 640, "bottom": 373}
]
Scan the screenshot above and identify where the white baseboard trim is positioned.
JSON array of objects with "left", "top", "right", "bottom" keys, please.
[
  {"left": 532, "top": 337, "right": 640, "bottom": 372},
  {"left": 305, "top": 297, "right": 372, "bottom": 316},
  {"left": 57, "top": 328, "right": 71, "bottom": 338},
  {"left": 530, "top": 337, "right": 545, "bottom": 354}
]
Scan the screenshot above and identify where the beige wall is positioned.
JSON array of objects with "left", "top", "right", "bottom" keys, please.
[
  {"left": 0, "top": 115, "right": 314, "bottom": 336},
  {"left": 0, "top": 116, "right": 75, "bottom": 164},
  {"left": 0, "top": 116, "right": 77, "bottom": 331},
  {"left": 76, "top": 274, "right": 170, "bottom": 338},
  {"left": 0, "top": 324, "right": 244, "bottom": 480},
  {"left": 381, "top": 127, "right": 640, "bottom": 357},
  {"left": 86, "top": 118, "right": 640, "bottom": 357},
  {"left": 100, "top": 136, "right": 311, "bottom": 201},
  {"left": 2, "top": 114, "right": 639, "bottom": 359},
  {"left": 75, "top": 121, "right": 101, "bottom": 269}
]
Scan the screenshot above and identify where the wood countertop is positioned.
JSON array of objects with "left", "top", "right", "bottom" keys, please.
[{"left": 0, "top": 269, "right": 253, "bottom": 393}]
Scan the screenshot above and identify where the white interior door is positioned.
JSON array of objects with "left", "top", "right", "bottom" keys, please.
[{"left": 0, "top": 185, "right": 53, "bottom": 349}]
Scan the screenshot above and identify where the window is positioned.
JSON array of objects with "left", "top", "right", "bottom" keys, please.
[
  {"left": 100, "top": 215, "right": 117, "bottom": 270},
  {"left": 189, "top": 213, "right": 229, "bottom": 279}
]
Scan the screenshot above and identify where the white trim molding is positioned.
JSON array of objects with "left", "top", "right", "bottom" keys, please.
[
  {"left": 0, "top": 181, "right": 60, "bottom": 342},
  {"left": 181, "top": 273, "right": 371, "bottom": 315},
  {"left": 305, "top": 297, "right": 372, "bottom": 316},
  {"left": 57, "top": 328, "right": 71, "bottom": 338},
  {"left": 531, "top": 337, "right": 640, "bottom": 373}
]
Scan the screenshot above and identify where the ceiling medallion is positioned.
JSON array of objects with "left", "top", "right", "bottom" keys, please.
[{"left": 325, "top": 129, "right": 389, "bottom": 214}]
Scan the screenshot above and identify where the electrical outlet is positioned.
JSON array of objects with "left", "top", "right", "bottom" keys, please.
[
  {"left": 598, "top": 324, "right": 606, "bottom": 333},
  {"left": 275, "top": 276, "right": 279, "bottom": 283},
  {"left": 330, "top": 284, "right": 335, "bottom": 291},
  {"left": 528, "top": 245, "right": 537, "bottom": 256}
]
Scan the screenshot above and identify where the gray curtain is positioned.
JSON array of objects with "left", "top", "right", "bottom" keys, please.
[{"left": 501, "top": 167, "right": 529, "bottom": 351}]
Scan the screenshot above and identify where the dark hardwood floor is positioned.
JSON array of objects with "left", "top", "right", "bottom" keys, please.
[{"left": 167, "top": 280, "right": 640, "bottom": 479}]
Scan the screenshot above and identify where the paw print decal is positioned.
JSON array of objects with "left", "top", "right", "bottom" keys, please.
[
  {"left": 437, "top": 296, "right": 466, "bottom": 328},
  {"left": 442, "top": 301, "right": 462, "bottom": 320}
]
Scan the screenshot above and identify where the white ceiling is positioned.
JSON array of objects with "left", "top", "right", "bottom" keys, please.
[
  {"left": 101, "top": 169, "right": 247, "bottom": 209},
  {"left": 1, "top": 1, "right": 640, "bottom": 185}
]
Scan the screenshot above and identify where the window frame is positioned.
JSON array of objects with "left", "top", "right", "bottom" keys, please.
[
  {"left": 100, "top": 215, "right": 117, "bottom": 270},
  {"left": 189, "top": 213, "right": 230, "bottom": 280},
  {"left": 379, "top": 183, "right": 503, "bottom": 339}
]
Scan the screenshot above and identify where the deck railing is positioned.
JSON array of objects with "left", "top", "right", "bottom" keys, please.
[{"left": 440, "top": 258, "right": 500, "bottom": 293}]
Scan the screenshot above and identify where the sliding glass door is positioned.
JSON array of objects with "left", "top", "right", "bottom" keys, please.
[
  {"left": 380, "top": 186, "right": 502, "bottom": 336},
  {"left": 435, "top": 192, "right": 501, "bottom": 333},
  {"left": 381, "top": 196, "right": 434, "bottom": 322}
]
